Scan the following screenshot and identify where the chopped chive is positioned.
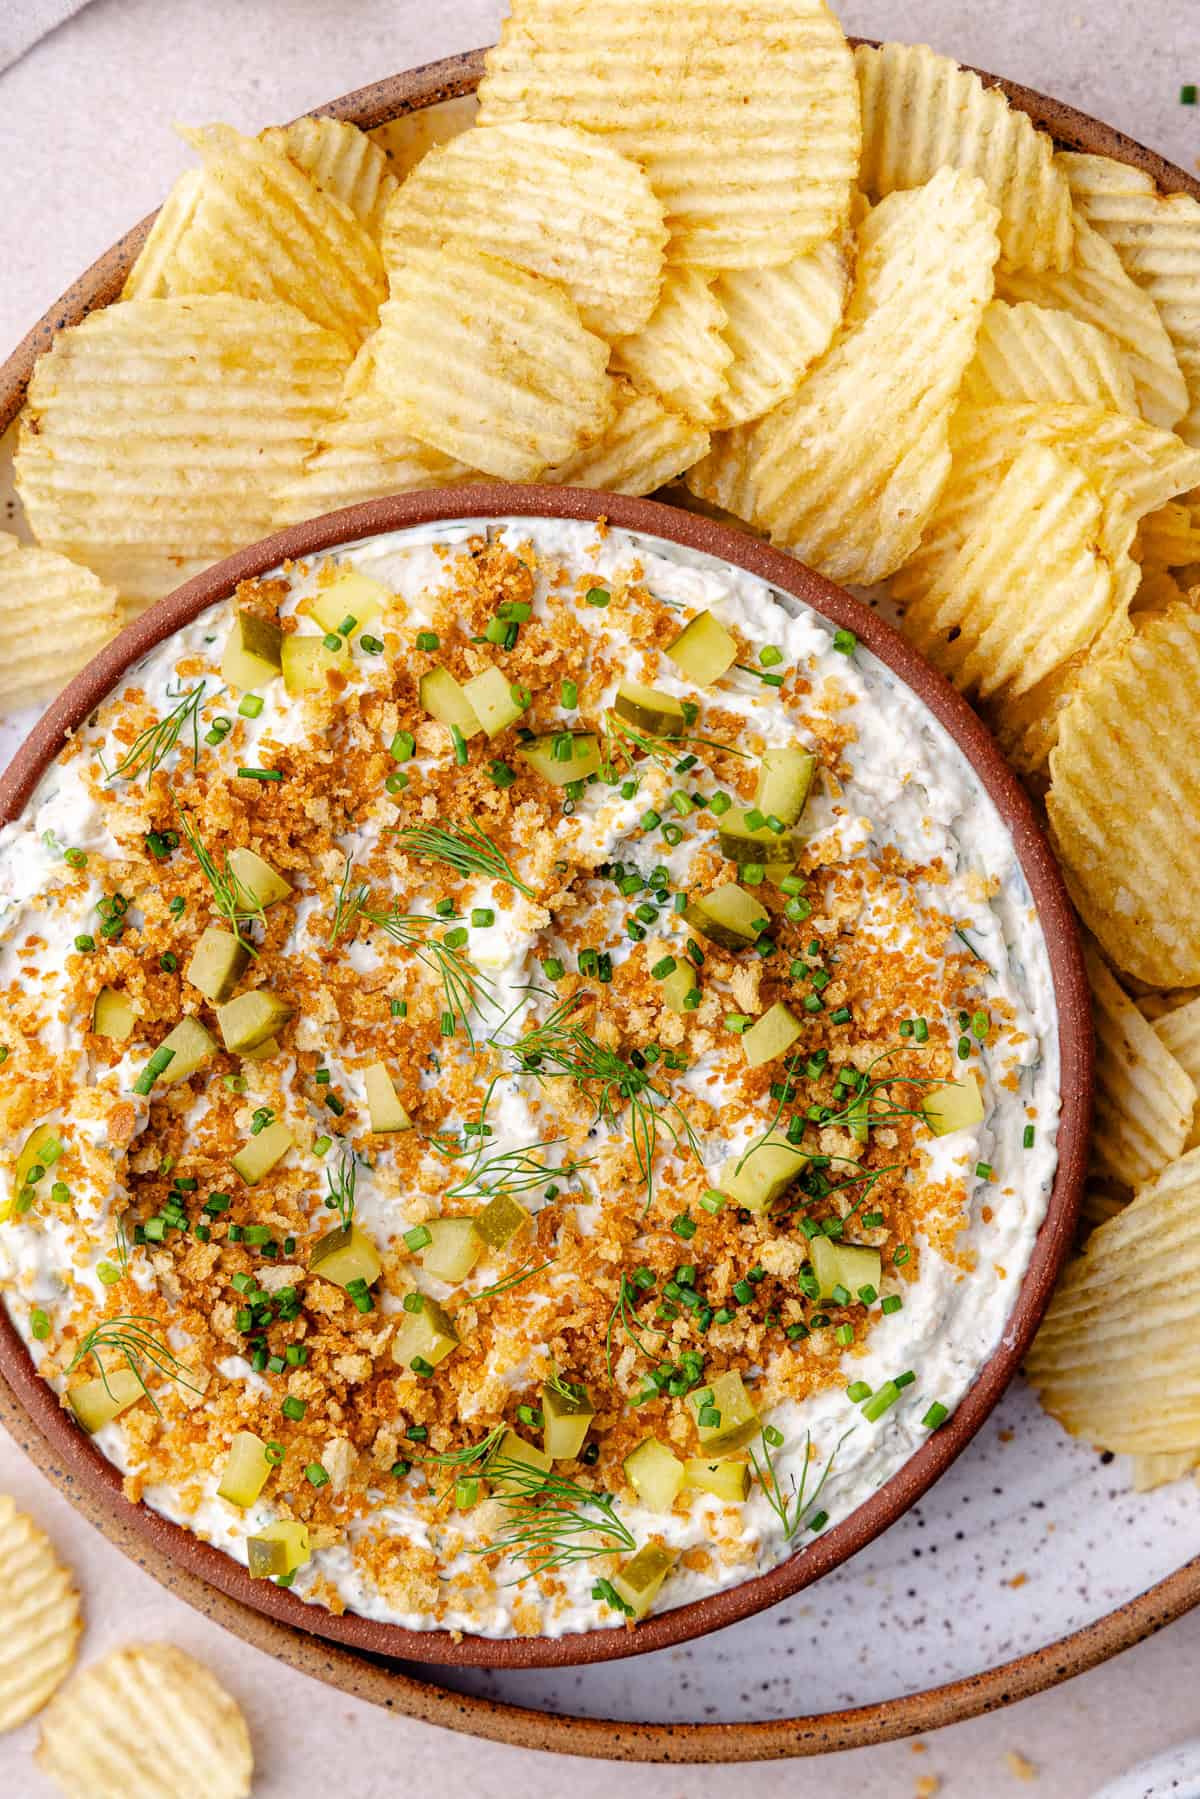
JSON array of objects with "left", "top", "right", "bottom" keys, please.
[
  {"left": 700, "top": 1189, "right": 726, "bottom": 1215},
  {"left": 881, "top": 1294, "right": 903, "bottom": 1315},
  {"left": 1023, "top": 1124, "right": 1035, "bottom": 1149},
  {"left": 975, "top": 1162, "right": 994, "bottom": 1181},
  {"left": 585, "top": 586, "right": 610, "bottom": 607},
  {"left": 74, "top": 934, "right": 95, "bottom": 953},
  {"left": 415, "top": 630, "right": 440, "bottom": 651},
  {"left": 488, "top": 759, "right": 516, "bottom": 788},
  {"left": 282, "top": 1395, "right": 307, "bottom": 1421},
  {"left": 922, "top": 1401, "right": 950, "bottom": 1429},
  {"left": 237, "top": 767, "right": 282, "bottom": 782},
  {"left": 832, "top": 628, "right": 857, "bottom": 655},
  {"left": 846, "top": 1380, "right": 872, "bottom": 1403},
  {"left": 404, "top": 1225, "right": 432, "bottom": 1251},
  {"left": 450, "top": 723, "right": 469, "bottom": 765}
]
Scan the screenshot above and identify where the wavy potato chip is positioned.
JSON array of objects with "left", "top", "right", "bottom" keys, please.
[
  {"left": 272, "top": 343, "right": 476, "bottom": 525},
  {"left": 0, "top": 535, "right": 121, "bottom": 705},
  {"left": 370, "top": 246, "right": 611, "bottom": 479},
  {"left": 745, "top": 167, "right": 1000, "bottom": 581},
  {"left": 0, "top": 1495, "right": 81, "bottom": 1732},
  {"left": 855, "top": 41, "right": 1072, "bottom": 271},
  {"left": 259, "top": 116, "right": 397, "bottom": 237},
  {"left": 544, "top": 379, "right": 708, "bottom": 494},
  {"left": 901, "top": 444, "right": 1121, "bottom": 700},
  {"left": 1154, "top": 997, "right": 1200, "bottom": 1146},
  {"left": 382, "top": 121, "right": 667, "bottom": 341},
  {"left": 37, "top": 1642, "right": 251, "bottom": 1799},
  {"left": 16, "top": 296, "right": 351, "bottom": 604},
  {"left": 961, "top": 299, "right": 1138, "bottom": 414},
  {"left": 997, "top": 213, "right": 1188, "bottom": 429},
  {"left": 683, "top": 424, "right": 761, "bottom": 526},
  {"left": 478, "top": 0, "right": 860, "bottom": 270},
  {"left": 611, "top": 269, "right": 732, "bottom": 425},
  {"left": 1048, "top": 604, "right": 1200, "bottom": 987},
  {"left": 1137, "top": 499, "right": 1200, "bottom": 569},
  {"left": 370, "top": 95, "right": 479, "bottom": 179},
  {"left": 1060, "top": 151, "right": 1200, "bottom": 446},
  {"left": 1087, "top": 945, "right": 1196, "bottom": 1189},
  {"left": 987, "top": 589, "right": 1137, "bottom": 778},
  {"left": 1027, "top": 1145, "right": 1200, "bottom": 1454},
  {"left": 123, "top": 124, "right": 384, "bottom": 349},
  {"left": 1131, "top": 1449, "right": 1200, "bottom": 1490},
  {"left": 710, "top": 239, "right": 850, "bottom": 428},
  {"left": 1132, "top": 562, "right": 1190, "bottom": 615}
]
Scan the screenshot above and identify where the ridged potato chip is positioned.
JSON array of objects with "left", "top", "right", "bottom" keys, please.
[
  {"left": 1137, "top": 499, "right": 1200, "bottom": 569},
  {"left": 1060, "top": 151, "right": 1200, "bottom": 446},
  {"left": 961, "top": 299, "right": 1138, "bottom": 414},
  {"left": 710, "top": 239, "right": 850, "bottom": 428},
  {"left": 370, "top": 246, "right": 612, "bottom": 479},
  {"left": 683, "top": 424, "right": 761, "bottom": 526},
  {"left": 745, "top": 167, "right": 1000, "bottom": 582},
  {"left": 477, "top": 0, "right": 860, "bottom": 271},
  {"left": 1155, "top": 998, "right": 1200, "bottom": 1146},
  {"left": 544, "top": 379, "right": 708, "bottom": 494},
  {"left": 611, "top": 269, "right": 732, "bottom": 425},
  {"left": 124, "top": 124, "right": 384, "bottom": 349},
  {"left": 1027, "top": 1145, "right": 1200, "bottom": 1454},
  {"left": 370, "top": 95, "right": 478, "bottom": 180},
  {"left": 1138, "top": 989, "right": 1198, "bottom": 1022},
  {"left": 1132, "top": 562, "right": 1189, "bottom": 615},
  {"left": 0, "top": 1495, "right": 81, "bottom": 1732},
  {"left": 259, "top": 116, "right": 397, "bottom": 237},
  {"left": 272, "top": 344, "right": 476, "bottom": 525},
  {"left": 37, "top": 1642, "right": 252, "bottom": 1799},
  {"left": 1131, "top": 1449, "right": 1200, "bottom": 1491},
  {"left": 855, "top": 41, "right": 1072, "bottom": 272},
  {"left": 382, "top": 121, "right": 667, "bottom": 341},
  {"left": 1087, "top": 945, "right": 1196, "bottom": 1189},
  {"left": 16, "top": 296, "right": 351, "bottom": 604},
  {"left": 988, "top": 592, "right": 1137, "bottom": 779},
  {"left": 901, "top": 444, "right": 1121, "bottom": 700},
  {"left": 1047, "top": 604, "right": 1200, "bottom": 987},
  {"left": 998, "top": 214, "right": 1188, "bottom": 429},
  {"left": 0, "top": 535, "right": 121, "bottom": 704}
]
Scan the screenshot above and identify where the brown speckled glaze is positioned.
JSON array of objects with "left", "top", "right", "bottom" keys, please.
[{"left": 0, "top": 43, "right": 1190, "bottom": 1757}]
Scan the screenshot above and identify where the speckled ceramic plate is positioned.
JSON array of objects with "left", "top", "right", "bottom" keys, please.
[{"left": 0, "top": 44, "right": 1197, "bottom": 1764}]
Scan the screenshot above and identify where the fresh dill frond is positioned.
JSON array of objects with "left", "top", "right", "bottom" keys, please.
[
  {"left": 361, "top": 902, "right": 496, "bottom": 1044},
  {"left": 444, "top": 1138, "right": 587, "bottom": 1203},
  {"left": 324, "top": 1150, "right": 357, "bottom": 1230},
  {"left": 472, "top": 1459, "right": 635, "bottom": 1577},
  {"left": 604, "top": 1272, "right": 663, "bottom": 1379},
  {"left": 175, "top": 805, "right": 265, "bottom": 954},
  {"left": 472, "top": 1258, "right": 553, "bottom": 1304},
  {"left": 106, "top": 681, "right": 210, "bottom": 783},
  {"left": 68, "top": 1313, "right": 202, "bottom": 1416},
  {"left": 954, "top": 927, "right": 995, "bottom": 976},
  {"left": 750, "top": 1426, "right": 852, "bottom": 1541},
  {"left": 328, "top": 855, "right": 370, "bottom": 946},
  {"left": 603, "top": 709, "right": 750, "bottom": 772},
  {"left": 393, "top": 817, "right": 534, "bottom": 900},
  {"left": 420, "top": 1424, "right": 508, "bottom": 1469}
]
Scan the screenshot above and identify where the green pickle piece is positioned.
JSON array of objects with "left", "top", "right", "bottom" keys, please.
[
  {"left": 542, "top": 1377, "right": 594, "bottom": 1460},
  {"left": 222, "top": 610, "right": 283, "bottom": 691},
  {"left": 740, "top": 1001, "right": 802, "bottom": 1069},
  {"left": 232, "top": 1119, "right": 293, "bottom": 1185},
  {"left": 490, "top": 1428, "right": 552, "bottom": 1494},
  {"left": 685, "top": 1370, "right": 760, "bottom": 1455},
  {"left": 216, "top": 989, "right": 294, "bottom": 1054},
  {"left": 419, "top": 1217, "right": 483, "bottom": 1284},
  {"left": 462, "top": 666, "right": 528, "bottom": 738},
  {"left": 419, "top": 666, "right": 483, "bottom": 738},
  {"left": 227, "top": 847, "right": 291, "bottom": 908},
  {"left": 613, "top": 678, "right": 687, "bottom": 736},
  {"left": 518, "top": 732, "right": 601, "bottom": 786},
  {"left": 185, "top": 926, "right": 249, "bottom": 1005},
  {"left": 754, "top": 746, "right": 816, "bottom": 826},
  {"left": 624, "top": 1437, "right": 684, "bottom": 1512},
  {"left": 392, "top": 1296, "right": 459, "bottom": 1371},
  {"left": 217, "top": 1430, "right": 272, "bottom": 1507},
  {"left": 156, "top": 1015, "right": 216, "bottom": 1084},
  {"left": 67, "top": 1366, "right": 144, "bottom": 1433},
  {"left": 475, "top": 1192, "right": 531, "bottom": 1251},
  {"left": 683, "top": 883, "right": 768, "bottom": 951},
  {"left": 666, "top": 610, "right": 737, "bottom": 686},
  {"left": 924, "top": 1073, "right": 985, "bottom": 1137},
  {"left": 718, "top": 806, "right": 804, "bottom": 866},
  {"left": 247, "top": 1520, "right": 310, "bottom": 1580},
  {"left": 717, "top": 1134, "right": 807, "bottom": 1213},
  {"left": 684, "top": 1457, "right": 749, "bottom": 1502},
  {"left": 309, "top": 570, "right": 389, "bottom": 633},
  {"left": 92, "top": 987, "right": 135, "bottom": 1042},
  {"left": 281, "top": 633, "right": 350, "bottom": 696},
  {"left": 611, "top": 1542, "right": 677, "bottom": 1620},
  {"left": 363, "top": 1062, "right": 412, "bottom": 1133},
  {"left": 809, "top": 1235, "right": 882, "bottom": 1301},
  {"left": 309, "top": 1222, "right": 382, "bottom": 1289}
]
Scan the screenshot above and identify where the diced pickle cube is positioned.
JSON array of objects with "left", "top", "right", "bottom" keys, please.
[
  {"left": 718, "top": 806, "right": 804, "bottom": 866},
  {"left": 281, "top": 633, "right": 350, "bottom": 696},
  {"left": 363, "top": 1061, "right": 412, "bottom": 1133},
  {"left": 232, "top": 1119, "right": 293, "bottom": 1185},
  {"left": 650, "top": 950, "right": 698, "bottom": 1015},
  {"left": 243, "top": 1035, "right": 280, "bottom": 1063},
  {"left": 462, "top": 666, "right": 528, "bottom": 738},
  {"left": 611, "top": 1541, "right": 677, "bottom": 1620},
  {"left": 686, "top": 1370, "right": 760, "bottom": 1455},
  {"left": 924, "top": 1072, "right": 985, "bottom": 1137},
  {"left": 185, "top": 926, "right": 249, "bottom": 1005},
  {"left": 67, "top": 1366, "right": 144, "bottom": 1433},
  {"left": 227, "top": 846, "right": 292, "bottom": 908},
  {"left": 740, "top": 1001, "right": 803, "bottom": 1069},
  {"left": 754, "top": 746, "right": 816, "bottom": 827},
  {"left": 718, "top": 1134, "right": 807, "bottom": 1214},
  {"left": 92, "top": 987, "right": 135, "bottom": 1042},
  {"left": 542, "top": 1377, "right": 594, "bottom": 1461},
  {"left": 419, "top": 666, "right": 483, "bottom": 738},
  {"left": 217, "top": 989, "right": 294, "bottom": 1054},
  {"left": 392, "top": 1296, "right": 459, "bottom": 1372},
  {"left": 683, "top": 1457, "right": 750, "bottom": 1502},
  {"left": 474, "top": 1192, "right": 531, "bottom": 1251},
  {"left": 156, "top": 1015, "right": 217, "bottom": 1084},
  {"left": 13, "top": 1122, "right": 63, "bottom": 1196},
  {"left": 247, "top": 1520, "right": 310, "bottom": 1580},
  {"left": 683, "top": 883, "right": 768, "bottom": 951},
  {"left": 809, "top": 1236, "right": 882, "bottom": 1301},
  {"left": 490, "top": 1428, "right": 552, "bottom": 1495},
  {"left": 217, "top": 1430, "right": 272, "bottom": 1508},
  {"left": 624, "top": 1437, "right": 684, "bottom": 1512},
  {"left": 309, "top": 570, "right": 390, "bottom": 633},
  {"left": 518, "top": 732, "right": 601, "bottom": 786},
  {"left": 666, "top": 610, "right": 737, "bottom": 686},
  {"left": 613, "top": 679, "right": 687, "bottom": 737},
  {"left": 309, "top": 1222, "right": 382, "bottom": 1289},
  {"left": 419, "top": 1217, "right": 483, "bottom": 1284},
  {"left": 222, "top": 610, "right": 283, "bottom": 691}
]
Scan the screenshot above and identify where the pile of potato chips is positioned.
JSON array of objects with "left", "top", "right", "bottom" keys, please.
[{"left": 7, "top": 0, "right": 1200, "bottom": 1489}]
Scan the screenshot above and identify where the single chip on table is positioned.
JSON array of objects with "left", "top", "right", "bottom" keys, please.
[
  {"left": 1027, "top": 1144, "right": 1200, "bottom": 1454},
  {"left": 36, "top": 1642, "right": 252, "bottom": 1799},
  {"left": 1047, "top": 605, "right": 1200, "bottom": 987},
  {"left": 998, "top": 213, "right": 1188, "bottom": 430},
  {"left": 259, "top": 116, "right": 398, "bottom": 237},
  {"left": 123, "top": 123, "right": 385, "bottom": 349},
  {"left": 709, "top": 238, "right": 850, "bottom": 429},
  {"left": 734, "top": 166, "right": 1001, "bottom": 582},
  {"left": 0, "top": 535, "right": 121, "bottom": 707},
  {"left": 610, "top": 269, "right": 732, "bottom": 425},
  {"left": 272, "top": 341, "right": 476, "bottom": 525},
  {"left": 381, "top": 120, "right": 667, "bottom": 341},
  {"left": 543, "top": 379, "right": 709, "bottom": 496},
  {"left": 369, "top": 245, "right": 612, "bottom": 480},
  {"left": 0, "top": 1494, "right": 81, "bottom": 1732},
  {"left": 477, "top": 0, "right": 860, "bottom": 271},
  {"left": 854, "top": 41, "right": 1073, "bottom": 272},
  {"left": 960, "top": 299, "right": 1138, "bottom": 414},
  {"left": 15, "top": 296, "right": 351, "bottom": 607},
  {"left": 1085, "top": 944, "right": 1196, "bottom": 1189},
  {"left": 1058, "top": 151, "right": 1200, "bottom": 446}
]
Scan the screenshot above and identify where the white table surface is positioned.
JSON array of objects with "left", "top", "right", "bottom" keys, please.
[{"left": 2, "top": 2, "right": 1199, "bottom": 1794}]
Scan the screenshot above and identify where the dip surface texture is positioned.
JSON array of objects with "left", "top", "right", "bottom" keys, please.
[{"left": 0, "top": 518, "right": 1059, "bottom": 1638}]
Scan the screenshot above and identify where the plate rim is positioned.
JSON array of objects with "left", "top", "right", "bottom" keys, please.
[{"left": 0, "top": 40, "right": 1195, "bottom": 1760}]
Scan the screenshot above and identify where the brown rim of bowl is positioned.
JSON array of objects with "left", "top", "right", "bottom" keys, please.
[{"left": 0, "top": 484, "right": 1092, "bottom": 1670}]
